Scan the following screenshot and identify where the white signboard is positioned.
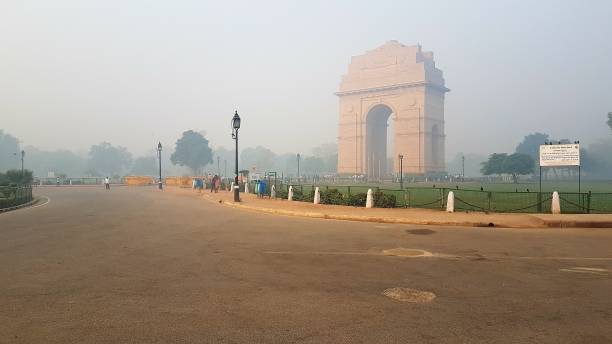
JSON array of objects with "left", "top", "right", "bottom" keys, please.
[{"left": 539, "top": 144, "right": 580, "bottom": 167}]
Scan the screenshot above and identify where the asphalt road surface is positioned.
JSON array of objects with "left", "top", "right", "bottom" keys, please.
[{"left": 1, "top": 187, "right": 611, "bottom": 343}]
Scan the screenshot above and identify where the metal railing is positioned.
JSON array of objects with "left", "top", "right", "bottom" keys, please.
[
  {"left": 269, "top": 184, "right": 612, "bottom": 214},
  {"left": 0, "top": 186, "right": 33, "bottom": 210}
]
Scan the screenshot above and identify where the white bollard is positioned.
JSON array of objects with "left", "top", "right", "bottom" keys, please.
[
  {"left": 314, "top": 187, "right": 320, "bottom": 204},
  {"left": 69, "top": 179, "right": 73, "bottom": 185},
  {"left": 271, "top": 185, "right": 276, "bottom": 198},
  {"left": 366, "top": 189, "right": 373, "bottom": 208},
  {"left": 288, "top": 186, "right": 293, "bottom": 201},
  {"left": 551, "top": 191, "right": 561, "bottom": 214},
  {"left": 244, "top": 182, "right": 249, "bottom": 193},
  {"left": 446, "top": 191, "right": 454, "bottom": 213},
  {"left": 230, "top": 182, "right": 234, "bottom": 192}
]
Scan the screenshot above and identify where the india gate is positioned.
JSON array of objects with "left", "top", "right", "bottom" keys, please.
[{"left": 336, "top": 41, "right": 449, "bottom": 177}]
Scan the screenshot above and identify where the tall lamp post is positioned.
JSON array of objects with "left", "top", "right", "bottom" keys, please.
[
  {"left": 398, "top": 154, "right": 404, "bottom": 189},
  {"left": 157, "top": 142, "right": 163, "bottom": 190},
  {"left": 20, "top": 150, "right": 25, "bottom": 176},
  {"left": 297, "top": 153, "right": 301, "bottom": 183},
  {"left": 461, "top": 155, "right": 465, "bottom": 182},
  {"left": 232, "top": 111, "right": 241, "bottom": 202}
]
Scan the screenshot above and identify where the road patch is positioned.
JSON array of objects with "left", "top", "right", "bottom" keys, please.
[{"left": 382, "top": 287, "right": 436, "bottom": 303}]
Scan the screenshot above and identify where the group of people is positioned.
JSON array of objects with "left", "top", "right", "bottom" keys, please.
[{"left": 210, "top": 175, "right": 221, "bottom": 193}]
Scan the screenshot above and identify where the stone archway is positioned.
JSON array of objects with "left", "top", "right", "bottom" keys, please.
[
  {"left": 336, "top": 41, "right": 449, "bottom": 177},
  {"left": 365, "top": 104, "right": 393, "bottom": 179}
]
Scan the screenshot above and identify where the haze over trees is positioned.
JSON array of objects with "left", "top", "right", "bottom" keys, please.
[
  {"left": 0, "top": 130, "right": 20, "bottom": 172},
  {"left": 170, "top": 130, "right": 213, "bottom": 174},
  {"left": 87, "top": 142, "right": 132, "bottom": 177},
  {"left": 481, "top": 153, "right": 535, "bottom": 183}
]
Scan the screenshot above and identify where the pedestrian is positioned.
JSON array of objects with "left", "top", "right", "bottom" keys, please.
[
  {"left": 214, "top": 175, "right": 221, "bottom": 193},
  {"left": 210, "top": 175, "right": 216, "bottom": 193},
  {"left": 105, "top": 176, "right": 110, "bottom": 190}
]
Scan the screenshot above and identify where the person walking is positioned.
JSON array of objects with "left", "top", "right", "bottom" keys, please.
[
  {"left": 104, "top": 176, "right": 110, "bottom": 190},
  {"left": 210, "top": 175, "right": 216, "bottom": 193},
  {"left": 214, "top": 175, "right": 221, "bottom": 193}
]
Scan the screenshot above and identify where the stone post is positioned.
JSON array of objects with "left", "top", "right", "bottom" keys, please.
[
  {"left": 271, "top": 185, "right": 276, "bottom": 198},
  {"left": 288, "top": 186, "right": 293, "bottom": 201},
  {"left": 446, "top": 191, "right": 454, "bottom": 213},
  {"left": 366, "top": 189, "right": 373, "bottom": 208},
  {"left": 551, "top": 191, "right": 561, "bottom": 214},
  {"left": 244, "top": 182, "right": 249, "bottom": 193},
  {"left": 314, "top": 187, "right": 320, "bottom": 204}
]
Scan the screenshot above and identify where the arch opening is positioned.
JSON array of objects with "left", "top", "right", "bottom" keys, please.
[{"left": 366, "top": 104, "right": 394, "bottom": 180}]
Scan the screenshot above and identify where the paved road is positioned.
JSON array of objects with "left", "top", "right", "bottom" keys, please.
[{"left": 1, "top": 187, "right": 611, "bottom": 343}]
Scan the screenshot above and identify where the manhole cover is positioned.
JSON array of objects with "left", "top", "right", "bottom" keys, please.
[
  {"left": 406, "top": 229, "right": 436, "bottom": 235},
  {"left": 381, "top": 248, "right": 432, "bottom": 257},
  {"left": 382, "top": 287, "right": 436, "bottom": 303}
]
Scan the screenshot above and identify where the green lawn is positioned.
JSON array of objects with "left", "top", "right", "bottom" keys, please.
[{"left": 276, "top": 180, "right": 612, "bottom": 214}]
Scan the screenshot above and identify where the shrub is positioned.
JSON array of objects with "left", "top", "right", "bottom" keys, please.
[
  {"left": 276, "top": 189, "right": 288, "bottom": 199},
  {"left": 346, "top": 193, "right": 367, "bottom": 207},
  {"left": 321, "top": 188, "right": 345, "bottom": 205},
  {"left": 374, "top": 191, "right": 397, "bottom": 208}
]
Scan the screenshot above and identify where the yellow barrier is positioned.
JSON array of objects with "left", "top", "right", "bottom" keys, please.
[
  {"left": 164, "top": 176, "right": 193, "bottom": 187},
  {"left": 125, "top": 176, "right": 155, "bottom": 186}
]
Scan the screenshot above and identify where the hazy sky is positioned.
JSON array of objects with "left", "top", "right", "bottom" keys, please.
[{"left": 1, "top": 0, "right": 611, "bottom": 158}]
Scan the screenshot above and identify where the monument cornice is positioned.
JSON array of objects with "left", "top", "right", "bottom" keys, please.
[{"left": 335, "top": 81, "right": 450, "bottom": 97}]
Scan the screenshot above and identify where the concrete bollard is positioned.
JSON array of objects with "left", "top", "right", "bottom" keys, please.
[
  {"left": 230, "top": 182, "right": 234, "bottom": 192},
  {"left": 271, "top": 185, "right": 276, "bottom": 198},
  {"left": 314, "top": 187, "right": 320, "bottom": 204},
  {"left": 244, "top": 182, "right": 249, "bottom": 193},
  {"left": 69, "top": 179, "right": 72, "bottom": 185},
  {"left": 446, "top": 191, "right": 454, "bottom": 213},
  {"left": 366, "top": 189, "right": 373, "bottom": 208},
  {"left": 288, "top": 186, "right": 293, "bottom": 201},
  {"left": 551, "top": 191, "right": 561, "bottom": 214}
]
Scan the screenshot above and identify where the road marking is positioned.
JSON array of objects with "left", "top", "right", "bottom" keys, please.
[
  {"left": 264, "top": 249, "right": 612, "bottom": 262},
  {"left": 17, "top": 196, "right": 51, "bottom": 211},
  {"left": 559, "top": 267, "right": 609, "bottom": 275}
]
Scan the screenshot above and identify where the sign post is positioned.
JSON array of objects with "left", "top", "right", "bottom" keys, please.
[{"left": 539, "top": 143, "right": 581, "bottom": 193}]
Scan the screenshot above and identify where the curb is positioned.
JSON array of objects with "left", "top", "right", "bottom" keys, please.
[
  {"left": 191, "top": 190, "right": 611, "bottom": 229},
  {"left": 200, "top": 194, "right": 539, "bottom": 228},
  {"left": 0, "top": 198, "right": 40, "bottom": 214}
]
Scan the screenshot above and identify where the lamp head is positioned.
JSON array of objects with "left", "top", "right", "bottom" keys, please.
[{"left": 232, "top": 111, "right": 241, "bottom": 130}]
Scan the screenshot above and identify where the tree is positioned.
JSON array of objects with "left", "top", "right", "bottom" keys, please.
[
  {"left": 130, "top": 156, "right": 157, "bottom": 175},
  {"left": 240, "top": 146, "right": 276, "bottom": 172},
  {"left": 503, "top": 153, "right": 535, "bottom": 183},
  {"left": 88, "top": 142, "right": 132, "bottom": 176},
  {"left": 515, "top": 132, "right": 549, "bottom": 166},
  {"left": 481, "top": 153, "right": 508, "bottom": 176},
  {"left": 0, "top": 130, "right": 21, "bottom": 172},
  {"left": 25, "top": 146, "right": 87, "bottom": 177},
  {"left": 170, "top": 130, "right": 213, "bottom": 173},
  {"left": 481, "top": 153, "right": 534, "bottom": 183},
  {"left": 0, "top": 169, "right": 33, "bottom": 186}
]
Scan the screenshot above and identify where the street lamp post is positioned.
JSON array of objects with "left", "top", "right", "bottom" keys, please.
[
  {"left": 398, "top": 154, "right": 404, "bottom": 189},
  {"left": 462, "top": 155, "right": 465, "bottom": 182},
  {"left": 217, "top": 156, "right": 220, "bottom": 176},
  {"left": 232, "top": 111, "right": 241, "bottom": 202},
  {"left": 297, "top": 153, "right": 301, "bottom": 183},
  {"left": 20, "top": 150, "right": 25, "bottom": 176},
  {"left": 157, "top": 142, "right": 163, "bottom": 190}
]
